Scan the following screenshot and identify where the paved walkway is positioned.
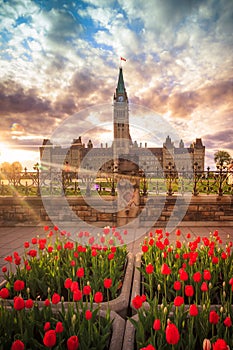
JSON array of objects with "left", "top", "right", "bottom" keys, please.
[{"left": 0, "top": 222, "right": 232, "bottom": 283}]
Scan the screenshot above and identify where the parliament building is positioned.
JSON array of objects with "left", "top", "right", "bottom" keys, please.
[{"left": 40, "top": 68, "right": 205, "bottom": 176}]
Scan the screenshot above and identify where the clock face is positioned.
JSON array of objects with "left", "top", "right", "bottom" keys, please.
[{"left": 118, "top": 96, "right": 124, "bottom": 102}]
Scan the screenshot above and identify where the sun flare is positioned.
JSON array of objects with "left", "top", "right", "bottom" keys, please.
[{"left": 0, "top": 143, "right": 39, "bottom": 170}]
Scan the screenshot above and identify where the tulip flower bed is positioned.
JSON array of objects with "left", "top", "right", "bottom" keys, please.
[
  {"left": 0, "top": 294, "right": 125, "bottom": 350},
  {"left": 1, "top": 226, "right": 128, "bottom": 303},
  {"left": 128, "top": 229, "right": 233, "bottom": 350}
]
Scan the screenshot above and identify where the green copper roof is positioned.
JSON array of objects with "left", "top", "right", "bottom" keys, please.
[{"left": 116, "top": 67, "right": 125, "bottom": 94}]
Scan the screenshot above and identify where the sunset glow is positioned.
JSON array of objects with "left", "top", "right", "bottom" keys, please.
[{"left": 0, "top": 0, "right": 232, "bottom": 170}]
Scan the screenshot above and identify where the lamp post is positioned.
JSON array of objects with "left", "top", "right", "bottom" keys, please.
[
  {"left": 166, "top": 162, "right": 174, "bottom": 196},
  {"left": 193, "top": 162, "right": 201, "bottom": 196},
  {"left": 33, "top": 162, "right": 40, "bottom": 196}
]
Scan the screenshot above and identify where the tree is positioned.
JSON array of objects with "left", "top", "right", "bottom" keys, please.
[
  {"left": 214, "top": 150, "right": 232, "bottom": 167},
  {"left": 11, "top": 161, "right": 23, "bottom": 172},
  {"left": 0, "top": 162, "right": 12, "bottom": 173},
  {"left": 0, "top": 161, "right": 23, "bottom": 173}
]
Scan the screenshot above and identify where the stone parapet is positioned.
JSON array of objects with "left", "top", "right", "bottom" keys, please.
[{"left": 0, "top": 195, "right": 232, "bottom": 226}]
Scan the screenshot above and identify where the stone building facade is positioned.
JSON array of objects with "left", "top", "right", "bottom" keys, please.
[{"left": 40, "top": 67, "right": 205, "bottom": 175}]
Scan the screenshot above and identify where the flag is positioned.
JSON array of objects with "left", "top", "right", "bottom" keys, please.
[{"left": 120, "top": 57, "right": 126, "bottom": 61}]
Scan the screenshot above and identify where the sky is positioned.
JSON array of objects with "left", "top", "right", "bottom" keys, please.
[{"left": 0, "top": 0, "right": 232, "bottom": 170}]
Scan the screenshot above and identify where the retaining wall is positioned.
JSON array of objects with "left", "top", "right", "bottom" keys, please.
[{"left": 0, "top": 195, "right": 232, "bottom": 226}]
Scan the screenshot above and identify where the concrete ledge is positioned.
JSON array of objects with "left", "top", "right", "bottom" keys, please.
[
  {"left": 122, "top": 315, "right": 137, "bottom": 350},
  {"left": 107, "top": 310, "right": 126, "bottom": 350}
]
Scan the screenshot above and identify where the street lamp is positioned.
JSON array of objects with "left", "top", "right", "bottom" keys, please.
[
  {"left": 166, "top": 162, "right": 174, "bottom": 196},
  {"left": 33, "top": 162, "right": 40, "bottom": 196},
  {"left": 192, "top": 161, "right": 201, "bottom": 196}
]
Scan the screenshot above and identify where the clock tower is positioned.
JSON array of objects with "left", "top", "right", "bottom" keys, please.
[{"left": 113, "top": 67, "right": 132, "bottom": 155}]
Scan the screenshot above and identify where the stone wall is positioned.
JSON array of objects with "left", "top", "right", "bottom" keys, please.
[
  {"left": 139, "top": 195, "right": 233, "bottom": 227},
  {"left": 0, "top": 195, "right": 232, "bottom": 226}
]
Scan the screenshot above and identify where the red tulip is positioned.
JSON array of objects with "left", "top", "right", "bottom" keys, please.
[
  {"left": 11, "top": 340, "right": 25, "bottom": 350},
  {"left": 67, "top": 335, "right": 79, "bottom": 350},
  {"left": 51, "top": 292, "right": 61, "bottom": 304},
  {"left": 43, "top": 330, "right": 56, "bottom": 348},
  {"left": 173, "top": 281, "right": 181, "bottom": 291},
  {"left": 141, "top": 345, "right": 156, "bottom": 350},
  {"left": 176, "top": 229, "right": 181, "bottom": 236},
  {"left": 203, "top": 270, "right": 211, "bottom": 281},
  {"left": 4, "top": 255, "right": 13, "bottom": 263},
  {"left": 14, "top": 280, "right": 25, "bottom": 292},
  {"left": 94, "top": 291, "right": 103, "bottom": 303},
  {"left": 185, "top": 285, "right": 194, "bottom": 297},
  {"left": 55, "top": 321, "right": 64, "bottom": 333},
  {"left": 64, "top": 278, "right": 72, "bottom": 289},
  {"left": 201, "top": 282, "right": 208, "bottom": 293},
  {"left": 1, "top": 266, "right": 7, "bottom": 273},
  {"left": 189, "top": 304, "right": 198, "bottom": 316},
  {"left": 224, "top": 316, "right": 232, "bottom": 327},
  {"left": 28, "top": 249, "right": 37, "bottom": 257},
  {"left": 73, "top": 289, "right": 82, "bottom": 302},
  {"left": 25, "top": 299, "right": 33, "bottom": 309},
  {"left": 209, "top": 310, "right": 220, "bottom": 324},
  {"left": 14, "top": 296, "right": 25, "bottom": 310},
  {"left": 153, "top": 319, "right": 161, "bottom": 330},
  {"left": 141, "top": 294, "right": 147, "bottom": 302},
  {"left": 174, "top": 296, "right": 184, "bottom": 307},
  {"left": 83, "top": 285, "right": 91, "bottom": 295},
  {"left": 91, "top": 249, "right": 97, "bottom": 257},
  {"left": 212, "top": 339, "right": 229, "bottom": 350},
  {"left": 132, "top": 295, "right": 143, "bottom": 309},
  {"left": 0, "top": 287, "right": 10, "bottom": 299},
  {"left": 146, "top": 263, "right": 154, "bottom": 274},
  {"left": 71, "top": 281, "right": 79, "bottom": 292},
  {"left": 108, "top": 253, "right": 115, "bottom": 260},
  {"left": 85, "top": 310, "right": 92, "bottom": 320},
  {"left": 221, "top": 252, "right": 227, "bottom": 260},
  {"left": 161, "top": 263, "right": 171, "bottom": 275},
  {"left": 44, "top": 322, "right": 51, "bottom": 331},
  {"left": 76, "top": 267, "right": 84, "bottom": 278},
  {"left": 104, "top": 278, "right": 112, "bottom": 289},
  {"left": 148, "top": 238, "right": 154, "bottom": 246},
  {"left": 165, "top": 322, "right": 180, "bottom": 345},
  {"left": 44, "top": 299, "right": 50, "bottom": 307},
  {"left": 179, "top": 268, "right": 188, "bottom": 281},
  {"left": 212, "top": 256, "right": 219, "bottom": 264},
  {"left": 156, "top": 240, "right": 164, "bottom": 250},
  {"left": 193, "top": 271, "right": 202, "bottom": 283}
]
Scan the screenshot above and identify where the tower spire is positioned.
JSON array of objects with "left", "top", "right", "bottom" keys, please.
[
  {"left": 114, "top": 67, "right": 128, "bottom": 102},
  {"left": 116, "top": 67, "right": 125, "bottom": 94}
]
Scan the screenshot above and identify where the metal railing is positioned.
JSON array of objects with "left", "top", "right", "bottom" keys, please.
[{"left": 0, "top": 166, "right": 232, "bottom": 197}]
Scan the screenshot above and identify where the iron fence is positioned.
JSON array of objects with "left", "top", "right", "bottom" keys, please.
[{"left": 0, "top": 166, "right": 232, "bottom": 197}]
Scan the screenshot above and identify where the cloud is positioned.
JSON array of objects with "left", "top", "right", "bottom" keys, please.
[
  {"left": 0, "top": 0, "right": 232, "bottom": 170},
  {"left": 204, "top": 129, "right": 233, "bottom": 152},
  {"left": 0, "top": 81, "right": 52, "bottom": 115}
]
